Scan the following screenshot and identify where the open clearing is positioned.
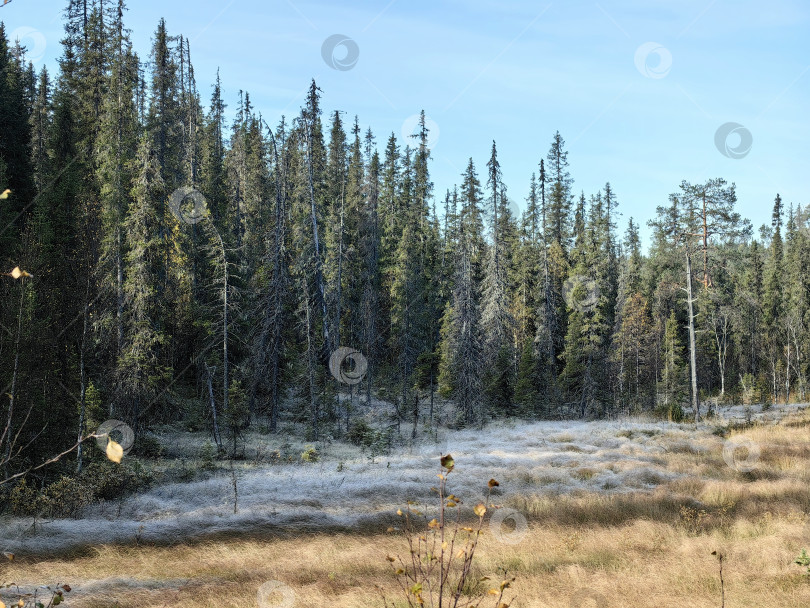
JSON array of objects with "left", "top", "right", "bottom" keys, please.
[{"left": 2, "top": 403, "right": 810, "bottom": 607}]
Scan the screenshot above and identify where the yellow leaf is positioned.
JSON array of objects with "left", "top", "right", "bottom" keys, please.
[
  {"left": 446, "top": 500, "right": 457, "bottom": 507},
  {"left": 106, "top": 438, "right": 124, "bottom": 463},
  {"left": 488, "top": 589, "right": 499, "bottom": 595},
  {"left": 428, "top": 518, "right": 439, "bottom": 528},
  {"left": 440, "top": 454, "right": 454, "bottom": 470},
  {"left": 395, "top": 568, "right": 404, "bottom": 574},
  {"left": 8, "top": 267, "right": 30, "bottom": 280},
  {"left": 473, "top": 503, "right": 487, "bottom": 517},
  {"left": 456, "top": 549, "right": 466, "bottom": 559},
  {"left": 397, "top": 509, "right": 403, "bottom": 516},
  {"left": 2, "top": 552, "right": 13, "bottom": 561},
  {"left": 488, "top": 479, "right": 500, "bottom": 488},
  {"left": 386, "top": 555, "right": 395, "bottom": 562},
  {"left": 0, "top": 189, "right": 11, "bottom": 199}
]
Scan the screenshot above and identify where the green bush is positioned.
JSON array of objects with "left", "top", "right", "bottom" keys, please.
[
  {"left": 346, "top": 420, "right": 392, "bottom": 457},
  {"left": 668, "top": 402, "right": 685, "bottom": 423},
  {"left": 8, "top": 478, "right": 40, "bottom": 516},
  {"left": 346, "top": 419, "right": 374, "bottom": 446},
  {"left": 81, "top": 459, "right": 152, "bottom": 500},
  {"left": 131, "top": 432, "right": 165, "bottom": 458},
  {"left": 38, "top": 475, "right": 96, "bottom": 517},
  {"left": 6, "top": 460, "right": 153, "bottom": 517}
]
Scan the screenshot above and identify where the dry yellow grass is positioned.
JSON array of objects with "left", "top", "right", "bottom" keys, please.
[{"left": 3, "top": 411, "right": 810, "bottom": 607}]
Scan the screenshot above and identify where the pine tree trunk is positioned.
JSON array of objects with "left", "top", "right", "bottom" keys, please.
[
  {"left": 2, "top": 283, "right": 25, "bottom": 477},
  {"left": 116, "top": 225, "right": 123, "bottom": 367},
  {"left": 685, "top": 251, "right": 700, "bottom": 422},
  {"left": 785, "top": 340, "right": 791, "bottom": 403},
  {"left": 411, "top": 393, "right": 419, "bottom": 439},
  {"left": 205, "top": 362, "right": 222, "bottom": 450},
  {"left": 303, "top": 121, "right": 330, "bottom": 357},
  {"left": 76, "top": 275, "right": 91, "bottom": 473},
  {"left": 304, "top": 279, "right": 319, "bottom": 441},
  {"left": 213, "top": 228, "right": 229, "bottom": 420}
]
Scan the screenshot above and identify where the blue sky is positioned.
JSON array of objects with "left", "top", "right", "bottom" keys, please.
[{"left": 2, "top": 0, "right": 808, "bottom": 248}]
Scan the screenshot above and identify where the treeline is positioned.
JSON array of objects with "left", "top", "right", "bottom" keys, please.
[{"left": 0, "top": 2, "right": 806, "bottom": 475}]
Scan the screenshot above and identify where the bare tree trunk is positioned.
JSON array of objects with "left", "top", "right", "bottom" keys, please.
[
  {"left": 76, "top": 274, "right": 91, "bottom": 473},
  {"left": 685, "top": 251, "right": 700, "bottom": 422},
  {"left": 635, "top": 344, "right": 640, "bottom": 405},
  {"left": 302, "top": 120, "right": 330, "bottom": 356},
  {"left": 713, "top": 309, "right": 728, "bottom": 398},
  {"left": 793, "top": 329, "right": 805, "bottom": 401},
  {"left": 2, "top": 281, "right": 26, "bottom": 477},
  {"left": 785, "top": 332, "right": 791, "bottom": 403},
  {"left": 429, "top": 365, "right": 435, "bottom": 431},
  {"left": 212, "top": 227, "right": 229, "bottom": 421},
  {"left": 304, "top": 279, "right": 319, "bottom": 441},
  {"left": 116, "top": 226, "right": 124, "bottom": 364},
  {"left": 336, "top": 179, "right": 345, "bottom": 348},
  {"left": 205, "top": 362, "right": 223, "bottom": 450},
  {"left": 411, "top": 393, "right": 419, "bottom": 439}
]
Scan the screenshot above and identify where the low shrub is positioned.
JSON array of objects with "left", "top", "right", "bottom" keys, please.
[{"left": 6, "top": 459, "right": 153, "bottom": 517}]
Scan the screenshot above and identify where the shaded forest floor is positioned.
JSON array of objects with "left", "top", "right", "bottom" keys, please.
[{"left": 2, "top": 403, "right": 810, "bottom": 607}]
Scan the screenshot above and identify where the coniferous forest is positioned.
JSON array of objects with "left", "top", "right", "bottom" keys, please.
[{"left": 1, "top": 1, "right": 807, "bottom": 484}]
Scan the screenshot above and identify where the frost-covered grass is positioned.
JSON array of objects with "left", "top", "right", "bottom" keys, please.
[
  {"left": 2, "top": 402, "right": 810, "bottom": 607},
  {"left": 0, "top": 417, "right": 720, "bottom": 555}
]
